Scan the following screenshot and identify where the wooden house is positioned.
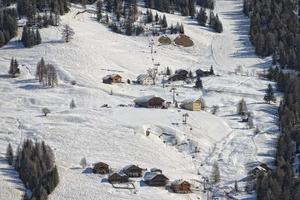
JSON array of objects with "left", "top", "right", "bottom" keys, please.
[
  {"left": 144, "top": 172, "right": 169, "bottom": 186},
  {"left": 168, "top": 69, "right": 188, "bottom": 82},
  {"left": 108, "top": 172, "right": 129, "bottom": 184},
  {"left": 93, "top": 162, "right": 110, "bottom": 174},
  {"left": 102, "top": 74, "right": 122, "bottom": 84},
  {"left": 180, "top": 98, "right": 203, "bottom": 111},
  {"left": 122, "top": 165, "right": 143, "bottom": 177},
  {"left": 136, "top": 74, "right": 154, "bottom": 85},
  {"left": 134, "top": 96, "right": 165, "bottom": 108},
  {"left": 170, "top": 179, "right": 191, "bottom": 193},
  {"left": 196, "top": 69, "right": 211, "bottom": 77}
]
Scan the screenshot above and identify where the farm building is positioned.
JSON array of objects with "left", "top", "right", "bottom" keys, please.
[
  {"left": 196, "top": 69, "right": 211, "bottom": 77},
  {"left": 108, "top": 172, "right": 129, "bottom": 184},
  {"left": 168, "top": 69, "right": 188, "bottom": 82},
  {"left": 136, "top": 74, "right": 154, "bottom": 85},
  {"left": 144, "top": 172, "right": 169, "bottom": 186},
  {"left": 180, "top": 98, "right": 204, "bottom": 111},
  {"left": 93, "top": 162, "right": 110, "bottom": 174},
  {"left": 102, "top": 74, "right": 122, "bottom": 84},
  {"left": 122, "top": 165, "right": 143, "bottom": 177},
  {"left": 134, "top": 95, "right": 165, "bottom": 108},
  {"left": 170, "top": 179, "right": 191, "bottom": 193}
]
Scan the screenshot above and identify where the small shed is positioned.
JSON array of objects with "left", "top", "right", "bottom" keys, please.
[
  {"left": 144, "top": 172, "right": 169, "bottom": 186},
  {"left": 134, "top": 95, "right": 165, "bottom": 108},
  {"left": 170, "top": 179, "right": 191, "bottom": 193},
  {"left": 108, "top": 172, "right": 129, "bottom": 184},
  {"left": 103, "top": 74, "right": 122, "bottom": 84},
  {"left": 93, "top": 162, "right": 110, "bottom": 174},
  {"left": 180, "top": 98, "right": 203, "bottom": 111},
  {"left": 122, "top": 165, "right": 143, "bottom": 177},
  {"left": 136, "top": 74, "right": 154, "bottom": 85}
]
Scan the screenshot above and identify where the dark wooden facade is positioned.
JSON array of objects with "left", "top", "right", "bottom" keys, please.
[
  {"left": 122, "top": 165, "right": 143, "bottom": 177},
  {"left": 93, "top": 162, "right": 109, "bottom": 174},
  {"left": 108, "top": 172, "right": 129, "bottom": 184},
  {"left": 103, "top": 74, "right": 122, "bottom": 84},
  {"left": 171, "top": 180, "right": 191, "bottom": 193},
  {"left": 144, "top": 174, "right": 169, "bottom": 186},
  {"left": 134, "top": 96, "right": 165, "bottom": 108}
]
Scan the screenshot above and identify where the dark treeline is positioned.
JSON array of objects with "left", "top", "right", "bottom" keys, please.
[
  {"left": 256, "top": 68, "right": 300, "bottom": 200},
  {"left": 144, "top": 0, "right": 215, "bottom": 16},
  {"left": 0, "top": 8, "right": 18, "bottom": 47},
  {"left": 244, "top": 0, "right": 300, "bottom": 69},
  {"left": 21, "top": 26, "right": 42, "bottom": 47},
  {"left": 17, "top": 0, "right": 69, "bottom": 19},
  {"left": 12, "top": 140, "right": 59, "bottom": 200}
]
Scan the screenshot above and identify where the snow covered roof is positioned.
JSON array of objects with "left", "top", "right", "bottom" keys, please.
[
  {"left": 181, "top": 97, "right": 203, "bottom": 104},
  {"left": 144, "top": 172, "right": 168, "bottom": 181},
  {"left": 122, "top": 164, "right": 141, "bottom": 171},
  {"left": 134, "top": 95, "right": 165, "bottom": 104},
  {"left": 171, "top": 179, "right": 190, "bottom": 185},
  {"left": 102, "top": 74, "right": 121, "bottom": 80},
  {"left": 136, "top": 74, "right": 151, "bottom": 81}
]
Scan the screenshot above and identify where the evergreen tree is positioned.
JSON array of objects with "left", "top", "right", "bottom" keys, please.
[
  {"left": 211, "top": 162, "right": 221, "bottom": 184},
  {"left": 162, "top": 14, "right": 167, "bottom": 28},
  {"left": 70, "top": 99, "right": 76, "bottom": 109},
  {"left": 61, "top": 24, "right": 75, "bottom": 42},
  {"left": 96, "top": 0, "right": 102, "bottom": 21},
  {"left": 264, "top": 84, "right": 276, "bottom": 104},
  {"left": 0, "top": 31, "right": 5, "bottom": 47},
  {"left": 197, "top": 8, "right": 207, "bottom": 26},
  {"left": 6, "top": 143, "right": 13, "bottom": 166},
  {"left": 210, "top": 65, "right": 214, "bottom": 75},
  {"left": 195, "top": 76, "right": 203, "bottom": 89}
]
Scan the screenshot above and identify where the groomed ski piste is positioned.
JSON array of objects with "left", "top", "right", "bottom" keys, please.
[{"left": 0, "top": 0, "right": 280, "bottom": 199}]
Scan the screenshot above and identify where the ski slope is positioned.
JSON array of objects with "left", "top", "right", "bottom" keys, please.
[{"left": 0, "top": 0, "right": 279, "bottom": 199}]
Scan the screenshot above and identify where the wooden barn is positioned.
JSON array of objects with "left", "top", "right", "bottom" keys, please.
[
  {"left": 102, "top": 74, "right": 122, "bottom": 84},
  {"left": 108, "top": 172, "right": 129, "bottom": 184},
  {"left": 180, "top": 98, "right": 203, "bottom": 111},
  {"left": 144, "top": 172, "right": 169, "bottom": 186},
  {"left": 134, "top": 96, "right": 165, "bottom": 108},
  {"left": 93, "top": 162, "right": 110, "bottom": 174},
  {"left": 170, "top": 180, "right": 191, "bottom": 193},
  {"left": 122, "top": 165, "right": 143, "bottom": 177},
  {"left": 168, "top": 69, "right": 188, "bottom": 82},
  {"left": 196, "top": 69, "right": 211, "bottom": 77}
]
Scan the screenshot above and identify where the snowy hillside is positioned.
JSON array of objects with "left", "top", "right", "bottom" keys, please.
[{"left": 0, "top": 0, "right": 279, "bottom": 199}]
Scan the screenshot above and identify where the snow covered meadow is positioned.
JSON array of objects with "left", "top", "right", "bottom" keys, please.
[{"left": 0, "top": 0, "right": 279, "bottom": 199}]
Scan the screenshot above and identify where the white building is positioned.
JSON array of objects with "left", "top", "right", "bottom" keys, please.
[{"left": 136, "top": 74, "right": 154, "bottom": 85}]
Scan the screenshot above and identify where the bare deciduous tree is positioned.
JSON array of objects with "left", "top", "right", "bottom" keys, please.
[{"left": 42, "top": 108, "right": 51, "bottom": 116}]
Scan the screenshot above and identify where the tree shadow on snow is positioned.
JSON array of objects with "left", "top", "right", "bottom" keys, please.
[
  {"left": 0, "top": 74, "right": 11, "bottom": 79},
  {"left": 19, "top": 84, "right": 46, "bottom": 90},
  {"left": 0, "top": 157, "right": 25, "bottom": 192},
  {"left": 82, "top": 167, "right": 93, "bottom": 174}
]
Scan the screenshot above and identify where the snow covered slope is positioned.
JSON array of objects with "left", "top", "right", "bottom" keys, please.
[{"left": 0, "top": 0, "right": 279, "bottom": 199}]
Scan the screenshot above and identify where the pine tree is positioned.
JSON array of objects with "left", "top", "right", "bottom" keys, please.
[
  {"left": 0, "top": 31, "right": 5, "bottom": 47},
  {"left": 162, "top": 14, "right": 167, "bottom": 28},
  {"left": 210, "top": 65, "right": 214, "bottom": 75},
  {"left": 61, "top": 24, "right": 75, "bottom": 42},
  {"left": 264, "top": 84, "right": 276, "bottom": 104},
  {"left": 96, "top": 0, "right": 102, "bottom": 21},
  {"left": 211, "top": 162, "right": 221, "bottom": 184},
  {"left": 35, "top": 29, "right": 42, "bottom": 45},
  {"left": 70, "top": 99, "right": 76, "bottom": 109},
  {"left": 6, "top": 143, "right": 13, "bottom": 166},
  {"left": 195, "top": 76, "right": 203, "bottom": 89}
]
